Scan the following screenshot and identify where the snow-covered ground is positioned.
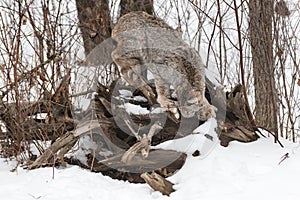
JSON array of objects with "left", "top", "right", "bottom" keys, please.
[{"left": 0, "top": 137, "right": 299, "bottom": 200}]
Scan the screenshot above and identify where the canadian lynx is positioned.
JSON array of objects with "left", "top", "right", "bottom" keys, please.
[{"left": 111, "top": 11, "right": 216, "bottom": 121}]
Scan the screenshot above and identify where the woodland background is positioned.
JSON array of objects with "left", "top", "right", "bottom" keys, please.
[{"left": 0, "top": 0, "right": 299, "bottom": 166}]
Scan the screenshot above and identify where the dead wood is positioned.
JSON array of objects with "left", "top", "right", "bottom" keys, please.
[
  {"left": 88, "top": 149, "right": 186, "bottom": 183},
  {"left": 218, "top": 84, "right": 259, "bottom": 146},
  {"left": 63, "top": 149, "right": 186, "bottom": 184},
  {"left": 27, "top": 120, "right": 101, "bottom": 169},
  {"left": 64, "top": 148, "right": 186, "bottom": 184},
  {"left": 97, "top": 149, "right": 186, "bottom": 173},
  {"left": 27, "top": 131, "right": 76, "bottom": 169},
  {"left": 0, "top": 54, "right": 60, "bottom": 97},
  {"left": 13, "top": 65, "right": 260, "bottom": 188},
  {"left": 141, "top": 172, "right": 175, "bottom": 196},
  {"left": 26, "top": 77, "right": 259, "bottom": 172},
  {"left": 25, "top": 80, "right": 187, "bottom": 181},
  {"left": 0, "top": 72, "right": 74, "bottom": 157},
  {"left": 94, "top": 81, "right": 189, "bottom": 148}
]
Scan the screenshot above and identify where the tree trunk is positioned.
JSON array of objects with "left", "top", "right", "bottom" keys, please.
[
  {"left": 76, "top": 0, "right": 154, "bottom": 56},
  {"left": 120, "top": 0, "right": 154, "bottom": 16},
  {"left": 75, "top": 0, "right": 111, "bottom": 56},
  {"left": 118, "top": 0, "right": 154, "bottom": 80},
  {"left": 249, "top": 0, "right": 278, "bottom": 138}
]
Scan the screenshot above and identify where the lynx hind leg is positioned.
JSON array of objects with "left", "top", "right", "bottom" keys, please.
[
  {"left": 195, "top": 92, "right": 217, "bottom": 121},
  {"left": 198, "top": 99, "right": 217, "bottom": 121},
  {"left": 190, "top": 71, "right": 217, "bottom": 120},
  {"left": 155, "top": 79, "right": 178, "bottom": 116}
]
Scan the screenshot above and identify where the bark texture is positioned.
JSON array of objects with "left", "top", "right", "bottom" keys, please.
[
  {"left": 249, "top": 0, "right": 278, "bottom": 136},
  {"left": 120, "top": 0, "right": 154, "bottom": 16},
  {"left": 76, "top": 0, "right": 111, "bottom": 56}
]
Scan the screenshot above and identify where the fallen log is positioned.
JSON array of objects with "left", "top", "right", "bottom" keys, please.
[
  {"left": 141, "top": 172, "right": 175, "bottom": 196},
  {"left": 27, "top": 120, "right": 101, "bottom": 169},
  {"left": 25, "top": 78, "right": 259, "bottom": 177},
  {"left": 217, "top": 84, "right": 259, "bottom": 146},
  {"left": 0, "top": 71, "right": 74, "bottom": 155},
  {"left": 90, "top": 149, "right": 186, "bottom": 183},
  {"left": 97, "top": 149, "right": 186, "bottom": 173}
]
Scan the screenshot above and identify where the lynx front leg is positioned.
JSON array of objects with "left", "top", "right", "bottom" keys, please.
[
  {"left": 155, "top": 79, "right": 178, "bottom": 117},
  {"left": 194, "top": 91, "right": 217, "bottom": 121},
  {"left": 189, "top": 71, "right": 217, "bottom": 121},
  {"left": 112, "top": 46, "right": 157, "bottom": 104},
  {"left": 124, "top": 68, "right": 156, "bottom": 104}
]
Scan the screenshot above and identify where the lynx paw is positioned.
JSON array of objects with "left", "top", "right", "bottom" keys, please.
[
  {"left": 179, "top": 104, "right": 199, "bottom": 118},
  {"left": 198, "top": 104, "right": 217, "bottom": 121},
  {"left": 158, "top": 97, "right": 179, "bottom": 118}
]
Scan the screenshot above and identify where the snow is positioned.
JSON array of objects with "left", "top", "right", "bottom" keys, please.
[
  {"left": 0, "top": 0, "right": 299, "bottom": 199},
  {"left": 1, "top": 137, "right": 299, "bottom": 200},
  {"left": 122, "top": 103, "right": 150, "bottom": 115},
  {"left": 154, "top": 118, "right": 218, "bottom": 158}
]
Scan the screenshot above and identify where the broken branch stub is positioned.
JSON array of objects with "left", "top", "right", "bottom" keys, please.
[{"left": 141, "top": 172, "right": 175, "bottom": 196}]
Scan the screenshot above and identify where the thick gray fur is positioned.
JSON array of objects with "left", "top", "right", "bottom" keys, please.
[{"left": 111, "top": 11, "right": 216, "bottom": 120}]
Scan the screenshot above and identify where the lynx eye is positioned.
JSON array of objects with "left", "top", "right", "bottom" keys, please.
[
  {"left": 186, "top": 102, "right": 194, "bottom": 106},
  {"left": 187, "top": 98, "right": 197, "bottom": 105}
]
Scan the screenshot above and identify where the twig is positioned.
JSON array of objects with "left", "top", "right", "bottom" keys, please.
[
  {"left": 52, "top": 154, "right": 55, "bottom": 179},
  {"left": 0, "top": 54, "right": 60, "bottom": 96},
  {"left": 124, "top": 119, "right": 140, "bottom": 139},
  {"left": 233, "top": 0, "right": 256, "bottom": 127},
  {"left": 121, "top": 139, "right": 149, "bottom": 163},
  {"left": 278, "top": 153, "right": 289, "bottom": 165},
  {"left": 90, "top": 149, "right": 96, "bottom": 171},
  {"left": 255, "top": 126, "right": 284, "bottom": 148},
  {"left": 121, "top": 121, "right": 163, "bottom": 163}
]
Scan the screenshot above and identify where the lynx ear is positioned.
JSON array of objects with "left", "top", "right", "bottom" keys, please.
[
  {"left": 174, "top": 26, "right": 183, "bottom": 39},
  {"left": 175, "top": 26, "right": 182, "bottom": 34}
]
